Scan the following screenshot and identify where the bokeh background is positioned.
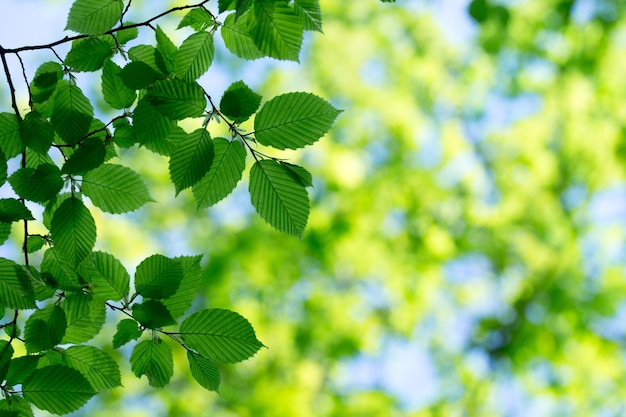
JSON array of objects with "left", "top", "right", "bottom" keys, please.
[{"left": 2, "top": 0, "right": 626, "bottom": 416}]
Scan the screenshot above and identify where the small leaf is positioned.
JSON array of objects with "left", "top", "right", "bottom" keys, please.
[
  {"left": 250, "top": 0, "right": 303, "bottom": 61},
  {"left": 23, "top": 305, "right": 67, "bottom": 353},
  {"left": 280, "top": 161, "right": 313, "bottom": 187},
  {"left": 9, "top": 164, "right": 63, "bottom": 203},
  {"left": 82, "top": 164, "right": 154, "bottom": 213},
  {"left": 20, "top": 111, "right": 54, "bottom": 155},
  {"left": 50, "top": 197, "right": 96, "bottom": 267},
  {"left": 61, "top": 293, "right": 106, "bottom": 344},
  {"left": 192, "top": 138, "right": 246, "bottom": 208},
  {"left": 112, "top": 118, "right": 137, "bottom": 148},
  {"left": 30, "top": 62, "right": 64, "bottom": 110},
  {"left": 134, "top": 254, "right": 183, "bottom": 300},
  {"left": 130, "top": 339, "right": 173, "bottom": 388},
  {"left": 50, "top": 81, "right": 94, "bottom": 146},
  {"left": 180, "top": 308, "right": 264, "bottom": 364},
  {"left": 254, "top": 92, "right": 340, "bottom": 150},
  {"left": 187, "top": 351, "right": 220, "bottom": 392},
  {"left": 61, "top": 137, "right": 106, "bottom": 175},
  {"left": 155, "top": 26, "right": 177, "bottom": 75},
  {"left": 293, "top": 0, "right": 323, "bottom": 32},
  {"left": 221, "top": 12, "right": 265, "bottom": 60},
  {"left": 23, "top": 365, "right": 96, "bottom": 415},
  {"left": 178, "top": 8, "right": 215, "bottom": 31},
  {"left": 175, "top": 32, "right": 215, "bottom": 81},
  {"left": 0, "top": 223, "right": 10, "bottom": 247},
  {"left": 77, "top": 251, "right": 130, "bottom": 301},
  {"left": 63, "top": 345, "right": 121, "bottom": 390},
  {"left": 0, "top": 340, "right": 14, "bottom": 383},
  {"left": 0, "top": 113, "right": 24, "bottom": 159},
  {"left": 132, "top": 300, "right": 176, "bottom": 329},
  {"left": 0, "top": 258, "right": 36, "bottom": 309},
  {"left": 146, "top": 79, "right": 207, "bottom": 120},
  {"left": 65, "top": 37, "right": 113, "bottom": 71},
  {"left": 102, "top": 60, "right": 136, "bottom": 109},
  {"left": 26, "top": 236, "right": 46, "bottom": 254},
  {"left": 169, "top": 129, "right": 214, "bottom": 195},
  {"left": 0, "top": 199, "right": 34, "bottom": 222},
  {"left": 66, "top": 0, "right": 124, "bottom": 35},
  {"left": 162, "top": 255, "right": 203, "bottom": 319},
  {"left": 112, "top": 319, "right": 142, "bottom": 348},
  {"left": 249, "top": 159, "right": 309, "bottom": 237},
  {"left": 220, "top": 80, "right": 262, "bottom": 123}
]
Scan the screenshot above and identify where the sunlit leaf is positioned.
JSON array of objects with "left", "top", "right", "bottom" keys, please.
[
  {"left": 134, "top": 254, "right": 183, "bottom": 300},
  {"left": 221, "top": 12, "right": 265, "bottom": 60},
  {"left": 0, "top": 113, "right": 23, "bottom": 159},
  {"left": 178, "top": 8, "right": 215, "bottom": 31},
  {"left": 293, "top": 0, "right": 323, "bottom": 32},
  {"left": 82, "top": 164, "right": 154, "bottom": 213},
  {"left": 66, "top": 0, "right": 124, "bottom": 35},
  {"left": 77, "top": 251, "right": 130, "bottom": 301},
  {"left": 175, "top": 32, "right": 215, "bottom": 81},
  {"left": 101, "top": 60, "right": 136, "bottom": 109},
  {"left": 187, "top": 351, "right": 220, "bottom": 392},
  {"left": 0, "top": 258, "right": 36, "bottom": 309},
  {"left": 60, "top": 293, "right": 106, "bottom": 344},
  {"left": 250, "top": 0, "right": 303, "bottom": 61},
  {"left": 220, "top": 80, "right": 262, "bottom": 123},
  {"left": 63, "top": 345, "right": 121, "bottom": 390},
  {"left": 23, "top": 305, "right": 66, "bottom": 354},
  {"left": 23, "top": 365, "right": 95, "bottom": 414},
  {"left": 112, "top": 319, "right": 142, "bottom": 349},
  {"left": 162, "top": 255, "right": 203, "bottom": 319},
  {"left": 50, "top": 81, "right": 94, "bottom": 146},
  {"left": 50, "top": 197, "right": 96, "bottom": 267},
  {"left": 169, "top": 128, "right": 214, "bottom": 195},
  {"left": 65, "top": 37, "right": 113, "bottom": 71},
  {"left": 130, "top": 339, "right": 173, "bottom": 388}
]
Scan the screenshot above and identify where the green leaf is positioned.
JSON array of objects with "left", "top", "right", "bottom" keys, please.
[
  {"left": 219, "top": 0, "right": 237, "bottom": 13},
  {"left": 192, "top": 138, "right": 246, "bottom": 208},
  {"left": 65, "top": 37, "right": 113, "bottom": 71},
  {"left": 293, "top": 0, "right": 323, "bottom": 32},
  {"left": 251, "top": 0, "right": 303, "bottom": 61},
  {"left": 187, "top": 351, "right": 220, "bottom": 392},
  {"left": 61, "top": 137, "right": 106, "bottom": 175},
  {"left": 0, "top": 223, "right": 11, "bottom": 247},
  {"left": 41, "top": 248, "right": 82, "bottom": 291},
  {"left": 5, "top": 355, "right": 40, "bottom": 386},
  {"left": 112, "top": 319, "right": 142, "bottom": 349},
  {"left": 50, "top": 197, "right": 96, "bottom": 267},
  {"left": 129, "top": 44, "right": 168, "bottom": 75},
  {"left": 21, "top": 265, "right": 55, "bottom": 301},
  {"left": 119, "top": 61, "right": 163, "bottom": 90},
  {"left": 20, "top": 111, "right": 54, "bottom": 155},
  {"left": 280, "top": 161, "right": 313, "bottom": 187},
  {"left": 77, "top": 251, "right": 130, "bottom": 301},
  {"left": 23, "top": 305, "right": 67, "bottom": 354},
  {"left": 180, "top": 309, "right": 264, "bottom": 363},
  {"left": 178, "top": 8, "right": 215, "bottom": 31},
  {"left": 221, "top": 12, "right": 265, "bottom": 60},
  {"left": 63, "top": 345, "right": 121, "bottom": 390},
  {"left": 82, "top": 164, "right": 154, "bottom": 213},
  {"left": 254, "top": 92, "right": 340, "bottom": 149},
  {"left": 101, "top": 60, "right": 136, "bottom": 109},
  {"left": 0, "top": 341, "right": 14, "bottom": 383},
  {"left": 0, "top": 149, "right": 6, "bottom": 185},
  {"left": 132, "top": 98, "right": 177, "bottom": 155},
  {"left": 0, "top": 113, "right": 24, "bottom": 159},
  {"left": 175, "top": 32, "right": 215, "bottom": 81},
  {"left": 42, "top": 193, "right": 71, "bottom": 230},
  {"left": 66, "top": 0, "right": 124, "bottom": 35},
  {"left": 30, "top": 62, "right": 64, "bottom": 110},
  {"left": 50, "top": 81, "right": 94, "bottom": 146},
  {"left": 220, "top": 80, "right": 262, "bottom": 123},
  {"left": 0, "top": 199, "right": 34, "bottom": 222},
  {"left": 169, "top": 129, "right": 214, "bottom": 195},
  {"left": 8, "top": 164, "right": 63, "bottom": 203},
  {"left": 0, "top": 396, "right": 33, "bottom": 417},
  {"left": 61, "top": 293, "right": 106, "bottom": 344},
  {"left": 130, "top": 339, "right": 173, "bottom": 388},
  {"left": 134, "top": 254, "right": 183, "bottom": 300},
  {"left": 132, "top": 300, "right": 176, "bottom": 329},
  {"left": 26, "top": 236, "right": 46, "bottom": 254},
  {"left": 249, "top": 159, "right": 309, "bottom": 237},
  {"left": 0, "top": 258, "right": 36, "bottom": 309},
  {"left": 146, "top": 79, "right": 207, "bottom": 120},
  {"left": 23, "top": 365, "right": 96, "bottom": 414},
  {"left": 162, "top": 255, "right": 203, "bottom": 319},
  {"left": 155, "top": 26, "right": 177, "bottom": 75},
  {"left": 235, "top": 0, "right": 253, "bottom": 19},
  {"left": 112, "top": 118, "right": 137, "bottom": 148}
]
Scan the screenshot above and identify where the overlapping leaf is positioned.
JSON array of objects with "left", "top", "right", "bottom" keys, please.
[
  {"left": 162, "top": 255, "right": 203, "bottom": 319},
  {"left": 132, "top": 300, "right": 176, "bottom": 329},
  {"left": 60, "top": 293, "right": 106, "bottom": 344},
  {"left": 50, "top": 81, "right": 94, "bottom": 146},
  {"left": 220, "top": 80, "right": 262, "bottom": 123},
  {"left": 23, "top": 305, "right": 67, "bottom": 353},
  {"left": 0, "top": 113, "right": 24, "bottom": 159},
  {"left": 132, "top": 98, "right": 177, "bottom": 155},
  {"left": 63, "top": 345, "right": 121, "bottom": 390},
  {"left": 146, "top": 80, "right": 207, "bottom": 120},
  {"left": 250, "top": 0, "right": 303, "bottom": 61},
  {"left": 0, "top": 396, "right": 33, "bottom": 417},
  {"left": 101, "top": 60, "right": 136, "bottom": 109},
  {"left": 169, "top": 129, "right": 214, "bottom": 195},
  {"left": 134, "top": 254, "right": 183, "bottom": 300},
  {"left": 9, "top": 164, "right": 63, "bottom": 203},
  {"left": 20, "top": 111, "right": 54, "bottom": 154},
  {"left": 61, "top": 137, "right": 106, "bottom": 175},
  {"left": 221, "top": 12, "right": 265, "bottom": 60},
  {"left": 293, "top": 0, "right": 323, "bottom": 32},
  {"left": 82, "top": 164, "right": 154, "bottom": 213},
  {"left": 130, "top": 339, "right": 173, "bottom": 388},
  {"left": 0, "top": 259, "right": 35, "bottom": 310},
  {"left": 50, "top": 197, "right": 96, "bottom": 267},
  {"left": 66, "top": 0, "right": 124, "bottom": 35},
  {"left": 65, "top": 37, "right": 113, "bottom": 71},
  {"left": 77, "top": 251, "right": 130, "bottom": 301},
  {"left": 0, "top": 199, "right": 34, "bottom": 223}
]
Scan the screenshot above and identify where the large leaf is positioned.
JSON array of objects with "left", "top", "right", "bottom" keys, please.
[
  {"left": 175, "top": 32, "right": 215, "bottom": 81},
  {"left": 112, "top": 319, "right": 142, "bottom": 349},
  {"left": 250, "top": 0, "right": 303, "bottom": 61},
  {"left": 101, "top": 60, "right": 136, "bottom": 109},
  {"left": 192, "top": 138, "right": 246, "bottom": 208},
  {"left": 162, "top": 255, "right": 203, "bottom": 319},
  {"left": 65, "top": 37, "right": 113, "bottom": 72},
  {"left": 8, "top": 164, "right": 63, "bottom": 203},
  {"left": 220, "top": 80, "right": 262, "bottom": 123},
  {"left": 66, "top": 0, "right": 124, "bottom": 35},
  {"left": 130, "top": 339, "right": 173, "bottom": 388},
  {"left": 77, "top": 251, "right": 130, "bottom": 301},
  {"left": 293, "top": 0, "right": 323, "bottom": 32},
  {"left": 134, "top": 254, "right": 183, "bottom": 300},
  {"left": 0, "top": 258, "right": 36, "bottom": 309},
  {"left": 0, "top": 199, "right": 34, "bottom": 223},
  {"left": 254, "top": 92, "right": 340, "bottom": 149},
  {"left": 221, "top": 12, "right": 265, "bottom": 60},
  {"left": 23, "top": 305, "right": 67, "bottom": 353},
  {"left": 50, "top": 197, "right": 96, "bottom": 267},
  {"left": 60, "top": 293, "right": 106, "bottom": 344},
  {"left": 132, "top": 98, "right": 177, "bottom": 155},
  {"left": 63, "top": 345, "right": 121, "bottom": 390},
  {"left": 22, "top": 365, "right": 96, "bottom": 414},
  {"left": 169, "top": 129, "right": 214, "bottom": 195},
  {"left": 180, "top": 309, "right": 264, "bottom": 363},
  {"left": 82, "top": 164, "right": 154, "bottom": 213},
  {"left": 0, "top": 113, "right": 23, "bottom": 159},
  {"left": 20, "top": 111, "right": 54, "bottom": 155},
  {"left": 50, "top": 81, "right": 94, "bottom": 146},
  {"left": 187, "top": 351, "right": 220, "bottom": 392},
  {"left": 146, "top": 79, "right": 207, "bottom": 120},
  {"left": 249, "top": 159, "right": 309, "bottom": 237},
  {"left": 61, "top": 137, "right": 106, "bottom": 175}
]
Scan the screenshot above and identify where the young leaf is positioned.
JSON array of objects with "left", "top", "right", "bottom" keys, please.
[
  {"left": 169, "top": 129, "right": 214, "bottom": 195},
  {"left": 146, "top": 79, "right": 207, "bottom": 120},
  {"left": 175, "top": 32, "right": 215, "bottom": 81},
  {"left": 20, "top": 111, "right": 54, "bottom": 155},
  {"left": 155, "top": 26, "right": 177, "bottom": 75},
  {"left": 0, "top": 199, "right": 34, "bottom": 223},
  {"left": 0, "top": 113, "right": 24, "bottom": 159},
  {"left": 249, "top": 159, "right": 309, "bottom": 237},
  {"left": 192, "top": 138, "right": 246, "bottom": 208},
  {"left": 293, "top": 0, "right": 323, "bottom": 32},
  {"left": 66, "top": 0, "right": 124, "bottom": 35},
  {"left": 61, "top": 137, "right": 106, "bottom": 175},
  {"left": 8, "top": 164, "right": 63, "bottom": 203},
  {"left": 280, "top": 161, "right": 313, "bottom": 187},
  {"left": 178, "top": 8, "right": 215, "bottom": 31},
  {"left": 187, "top": 351, "right": 220, "bottom": 392},
  {"left": 0, "top": 396, "right": 33, "bottom": 417},
  {"left": 63, "top": 345, "right": 121, "bottom": 390},
  {"left": 23, "top": 305, "right": 67, "bottom": 354},
  {"left": 221, "top": 12, "right": 265, "bottom": 60},
  {"left": 132, "top": 300, "right": 176, "bottom": 329},
  {"left": 77, "top": 251, "right": 130, "bottom": 301},
  {"left": 132, "top": 98, "right": 177, "bottom": 155},
  {"left": 50, "top": 81, "right": 94, "bottom": 146},
  {"left": 50, "top": 197, "right": 96, "bottom": 267},
  {"left": 101, "top": 60, "right": 136, "bottom": 109},
  {"left": 61, "top": 293, "right": 106, "bottom": 344},
  {"left": 0, "top": 258, "right": 35, "bottom": 309},
  {"left": 220, "top": 80, "right": 262, "bottom": 123},
  {"left": 82, "top": 164, "right": 154, "bottom": 213},
  {"left": 5, "top": 355, "right": 40, "bottom": 386},
  {"left": 162, "top": 255, "right": 203, "bottom": 319},
  {"left": 0, "top": 341, "right": 14, "bottom": 383},
  {"left": 134, "top": 254, "right": 183, "bottom": 300},
  {"left": 254, "top": 92, "right": 340, "bottom": 149},
  {"left": 250, "top": 0, "right": 303, "bottom": 61},
  {"left": 119, "top": 61, "right": 163, "bottom": 90},
  {"left": 65, "top": 37, "right": 113, "bottom": 72},
  {"left": 180, "top": 309, "right": 264, "bottom": 363},
  {"left": 112, "top": 319, "right": 142, "bottom": 349},
  {"left": 130, "top": 339, "right": 174, "bottom": 388},
  {"left": 22, "top": 365, "right": 96, "bottom": 415}
]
